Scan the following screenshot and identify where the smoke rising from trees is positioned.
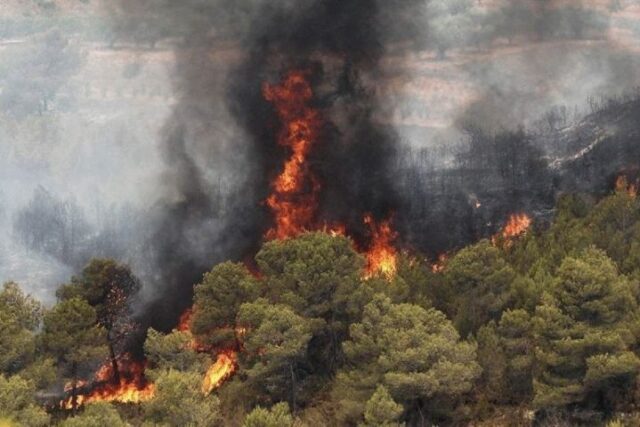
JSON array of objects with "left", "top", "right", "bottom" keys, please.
[{"left": 1, "top": 0, "right": 640, "bottom": 326}]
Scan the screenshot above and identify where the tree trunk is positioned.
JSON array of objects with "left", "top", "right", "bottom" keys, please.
[
  {"left": 71, "top": 362, "right": 78, "bottom": 414},
  {"left": 109, "top": 340, "right": 121, "bottom": 384},
  {"left": 290, "top": 363, "right": 297, "bottom": 413},
  {"left": 329, "top": 312, "right": 338, "bottom": 371},
  {"left": 234, "top": 324, "right": 242, "bottom": 352},
  {"left": 418, "top": 399, "right": 425, "bottom": 427}
]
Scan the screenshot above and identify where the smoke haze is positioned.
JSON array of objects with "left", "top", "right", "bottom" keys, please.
[{"left": 1, "top": 0, "right": 640, "bottom": 329}]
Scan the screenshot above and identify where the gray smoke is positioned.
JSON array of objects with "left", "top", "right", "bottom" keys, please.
[{"left": 2, "top": 0, "right": 640, "bottom": 322}]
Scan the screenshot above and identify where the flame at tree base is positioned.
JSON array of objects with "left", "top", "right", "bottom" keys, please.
[
  {"left": 363, "top": 214, "right": 398, "bottom": 279},
  {"left": 60, "top": 355, "right": 155, "bottom": 410},
  {"left": 61, "top": 380, "right": 156, "bottom": 410},
  {"left": 492, "top": 213, "right": 532, "bottom": 247}
]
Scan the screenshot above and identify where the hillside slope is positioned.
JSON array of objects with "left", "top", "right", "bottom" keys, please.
[{"left": 553, "top": 94, "right": 640, "bottom": 194}]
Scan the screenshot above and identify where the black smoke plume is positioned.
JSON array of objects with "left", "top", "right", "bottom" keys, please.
[
  {"left": 105, "top": 0, "right": 640, "bottom": 332},
  {"left": 111, "top": 0, "right": 425, "bottom": 331}
]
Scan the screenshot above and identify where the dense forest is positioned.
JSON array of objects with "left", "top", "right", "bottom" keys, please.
[
  {"left": 2, "top": 179, "right": 640, "bottom": 426},
  {"left": 3, "top": 1, "right": 640, "bottom": 426}
]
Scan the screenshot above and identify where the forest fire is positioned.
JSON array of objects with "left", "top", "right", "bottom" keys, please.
[
  {"left": 60, "top": 355, "right": 155, "bottom": 410},
  {"left": 202, "top": 351, "right": 238, "bottom": 395},
  {"left": 263, "top": 70, "right": 322, "bottom": 240},
  {"left": 177, "top": 307, "right": 193, "bottom": 332},
  {"left": 176, "top": 308, "right": 209, "bottom": 352},
  {"left": 431, "top": 253, "right": 448, "bottom": 273},
  {"left": 176, "top": 307, "right": 240, "bottom": 394},
  {"left": 492, "top": 213, "right": 532, "bottom": 247},
  {"left": 60, "top": 308, "right": 238, "bottom": 409},
  {"left": 263, "top": 71, "right": 400, "bottom": 279},
  {"left": 501, "top": 213, "right": 532, "bottom": 239},
  {"left": 58, "top": 70, "right": 402, "bottom": 412},
  {"left": 616, "top": 175, "right": 638, "bottom": 198},
  {"left": 363, "top": 214, "right": 398, "bottom": 279}
]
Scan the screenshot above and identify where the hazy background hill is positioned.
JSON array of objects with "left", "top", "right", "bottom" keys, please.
[{"left": 1, "top": 0, "right": 640, "bottom": 303}]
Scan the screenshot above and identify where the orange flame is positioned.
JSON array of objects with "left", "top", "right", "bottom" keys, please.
[
  {"left": 261, "top": 70, "right": 401, "bottom": 274},
  {"left": 363, "top": 214, "right": 398, "bottom": 279},
  {"left": 177, "top": 308, "right": 193, "bottom": 332},
  {"left": 616, "top": 175, "right": 637, "bottom": 198},
  {"left": 177, "top": 308, "right": 242, "bottom": 393},
  {"left": 431, "top": 253, "right": 448, "bottom": 273},
  {"left": 60, "top": 355, "right": 155, "bottom": 410},
  {"left": 177, "top": 308, "right": 219, "bottom": 353},
  {"left": 263, "top": 70, "right": 322, "bottom": 240},
  {"left": 492, "top": 213, "right": 532, "bottom": 247},
  {"left": 501, "top": 213, "right": 532, "bottom": 239},
  {"left": 202, "top": 351, "right": 238, "bottom": 395}
]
